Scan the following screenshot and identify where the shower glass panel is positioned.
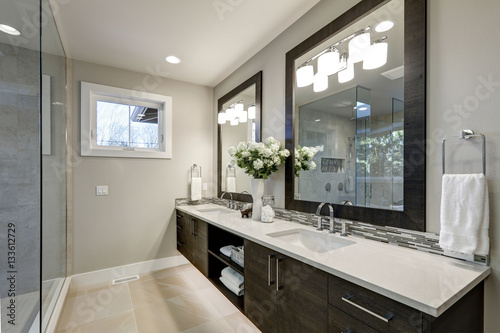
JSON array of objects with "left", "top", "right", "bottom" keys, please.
[
  {"left": 41, "top": 0, "right": 68, "bottom": 331},
  {"left": 0, "top": 0, "right": 42, "bottom": 331}
]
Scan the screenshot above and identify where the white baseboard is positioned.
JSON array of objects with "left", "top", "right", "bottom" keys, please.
[{"left": 70, "top": 255, "right": 189, "bottom": 287}]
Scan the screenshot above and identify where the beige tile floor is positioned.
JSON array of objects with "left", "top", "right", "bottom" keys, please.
[{"left": 56, "top": 263, "right": 260, "bottom": 333}]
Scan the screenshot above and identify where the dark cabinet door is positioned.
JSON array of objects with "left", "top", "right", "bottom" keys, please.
[
  {"left": 192, "top": 218, "right": 207, "bottom": 276},
  {"left": 244, "top": 240, "right": 278, "bottom": 333},
  {"left": 176, "top": 211, "right": 187, "bottom": 256},
  {"left": 276, "top": 255, "right": 328, "bottom": 333}
]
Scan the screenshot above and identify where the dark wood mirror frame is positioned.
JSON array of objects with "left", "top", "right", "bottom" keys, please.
[
  {"left": 285, "top": 0, "right": 426, "bottom": 231},
  {"left": 217, "top": 71, "right": 263, "bottom": 202}
]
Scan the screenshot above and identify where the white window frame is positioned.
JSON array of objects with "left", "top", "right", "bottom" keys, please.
[{"left": 81, "top": 82, "right": 172, "bottom": 159}]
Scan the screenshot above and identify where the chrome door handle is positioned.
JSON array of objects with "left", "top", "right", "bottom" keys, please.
[
  {"left": 267, "top": 254, "right": 276, "bottom": 286},
  {"left": 341, "top": 295, "right": 393, "bottom": 323}
]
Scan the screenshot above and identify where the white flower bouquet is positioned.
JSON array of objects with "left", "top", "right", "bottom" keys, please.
[
  {"left": 294, "top": 146, "right": 318, "bottom": 177},
  {"left": 228, "top": 137, "right": 290, "bottom": 179}
]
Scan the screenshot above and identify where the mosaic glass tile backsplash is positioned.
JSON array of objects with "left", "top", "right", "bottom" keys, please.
[{"left": 176, "top": 197, "right": 488, "bottom": 266}]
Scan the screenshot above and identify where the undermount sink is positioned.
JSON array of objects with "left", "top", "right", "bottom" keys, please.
[
  {"left": 266, "top": 228, "right": 355, "bottom": 253},
  {"left": 196, "top": 207, "right": 232, "bottom": 214}
]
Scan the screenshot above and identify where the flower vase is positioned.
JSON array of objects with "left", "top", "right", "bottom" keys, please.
[{"left": 250, "top": 178, "right": 265, "bottom": 221}]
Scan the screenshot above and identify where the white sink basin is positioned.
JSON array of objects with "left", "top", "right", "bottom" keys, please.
[
  {"left": 196, "top": 207, "right": 232, "bottom": 214},
  {"left": 266, "top": 228, "right": 355, "bottom": 253}
]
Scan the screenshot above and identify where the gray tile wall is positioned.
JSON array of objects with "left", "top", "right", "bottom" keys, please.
[{"left": 0, "top": 43, "right": 41, "bottom": 302}]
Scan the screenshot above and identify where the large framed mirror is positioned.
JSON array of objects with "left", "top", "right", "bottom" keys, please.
[
  {"left": 285, "top": 0, "right": 426, "bottom": 231},
  {"left": 218, "top": 71, "right": 263, "bottom": 202}
]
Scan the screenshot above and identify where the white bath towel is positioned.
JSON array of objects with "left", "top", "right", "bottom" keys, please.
[
  {"left": 439, "top": 174, "right": 489, "bottom": 255},
  {"left": 219, "top": 276, "right": 244, "bottom": 296},
  {"left": 220, "top": 245, "right": 236, "bottom": 257},
  {"left": 226, "top": 177, "right": 236, "bottom": 192},
  {"left": 221, "top": 266, "right": 244, "bottom": 288},
  {"left": 191, "top": 177, "right": 202, "bottom": 201}
]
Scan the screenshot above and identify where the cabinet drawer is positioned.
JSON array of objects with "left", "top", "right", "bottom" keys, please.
[
  {"left": 328, "top": 275, "right": 421, "bottom": 333},
  {"left": 329, "top": 305, "right": 379, "bottom": 333}
]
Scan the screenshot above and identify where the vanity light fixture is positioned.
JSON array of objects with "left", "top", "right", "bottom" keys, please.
[
  {"left": 239, "top": 110, "right": 248, "bottom": 123},
  {"left": 374, "top": 20, "right": 395, "bottom": 33},
  {"left": 235, "top": 100, "right": 244, "bottom": 117},
  {"left": 313, "top": 72, "right": 328, "bottom": 92},
  {"left": 218, "top": 111, "right": 227, "bottom": 124},
  {"left": 0, "top": 24, "right": 21, "bottom": 36},
  {"left": 318, "top": 48, "right": 340, "bottom": 75},
  {"left": 230, "top": 117, "right": 239, "bottom": 126},
  {"left": 165, "top": 55, "right": 181, "bottom": 64},
  {"left": 348, "top": 32, "right": 370, "bottom": 64},
  {"left": 296, "top": 22, "right": 393, "bottom": 90},
  {"left": 248, "top": 104, "right": 256, "bottom": 120},
  {"left": 296, "top": 64, "right": 314, "bottom": 87},
  {"left": 363, "top": 37, "right": 388, "bottom": 70}
]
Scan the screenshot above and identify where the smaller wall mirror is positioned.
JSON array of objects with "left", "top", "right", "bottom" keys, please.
[{"left": 218, "top": 71, "right": 262, "bottom": 201}]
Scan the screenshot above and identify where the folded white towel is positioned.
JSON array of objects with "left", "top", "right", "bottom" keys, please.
[
  {"left": 220, "top": 276, "right": 244, "bottom": 296},
  {"left": 220, "top": 245, "right": 235, "bottom": 257},
  {"left": 191, "top": 177, "right": 202, "bottom": 201},
  {"left": 439, "top": 174, "right": 489, "bottom": 255},
  {"left": 226, "top": 177, "right": 236, "bottom": 192},
  {"left": 221, "top": 266, "right": 244, "bottom": 288}
]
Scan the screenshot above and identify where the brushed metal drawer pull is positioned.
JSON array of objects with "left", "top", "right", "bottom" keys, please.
[
  {"left": 341, "top": 295, "right": 393, "bottom": 323},
  {"left": 177, "top": 225, "right": 182, "bottom": 230},
  {"left": 276, "top": 257, "right": 285, "bottom": 291},
  {"left": 177, "top": 241, "right": 182, "bottom": 246},
  {"left": 176, "top": 214, "right": 182, "bottom": 218},
  {"left": 267, "top": 254, "right": 276, "bottom": 286}
]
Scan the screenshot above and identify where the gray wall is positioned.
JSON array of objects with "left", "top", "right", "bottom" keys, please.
[
  {"left": 214, "top": 0, "right": 500, "bottom": 329},
  {"left": 427, "top": 1, "right": 500, "bottom": 331},
  {"left": 0, "top": 43, "right": 40, "bottom": 302},
  {"left": 71, "top": 59, "right": 214, "bottom": 274}
]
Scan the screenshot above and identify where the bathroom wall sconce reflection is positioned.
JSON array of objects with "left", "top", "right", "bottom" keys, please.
[
  {"left": 296, "top": 20, "right": 394, "bottom": 91},
  {"left": 218, "top": 102, "right": 256, "bottom": 125}
]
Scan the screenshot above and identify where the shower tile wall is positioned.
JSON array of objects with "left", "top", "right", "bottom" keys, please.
[{"left": 0, "top": 42, "right": 41, "bottom": 328}]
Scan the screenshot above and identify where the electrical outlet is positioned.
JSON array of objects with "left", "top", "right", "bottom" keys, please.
[
  {"left": 96, "top": 185, "right": 108, "bottom": 196},
  {"left": 202, "top": 183, "right": 208, "bottom": 191}
]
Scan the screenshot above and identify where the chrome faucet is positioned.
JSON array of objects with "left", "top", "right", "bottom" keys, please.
[
  {"left": 316, "top": 203, "right": 334, "bottom": 232},
  {"left": 220, "top": 192, "right": 234, "bottom": 209}
]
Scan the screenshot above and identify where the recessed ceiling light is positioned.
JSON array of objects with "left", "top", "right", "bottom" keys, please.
[
  {"left": 374, "top": 20, "right": 395, "bottom": 33},
  {"left": 0, "top": 24, "right": 21, "bottom": 36},
  {"left": 315, "top": 119, "right": 321, "bottom": 122},
  {"left": 165, "top": 55, "right": 181, "bottom": 64}
]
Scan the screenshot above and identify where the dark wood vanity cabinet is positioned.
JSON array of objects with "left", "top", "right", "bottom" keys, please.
[
  {"left": 328, "top": 274, "right": 484, "bottom": 333},
  {"left": 176, "top": 210, "right": 207, "bottom": 275},
  {"left": 176, "top": 210, "right": 485, "bottom": 333},
  {"left": 244, "top": 239, "right": 328, "bottom": 333}
]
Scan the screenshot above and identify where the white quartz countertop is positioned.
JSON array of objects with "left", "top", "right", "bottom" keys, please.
[{"left": 176, "top": 204, "right": 491, "bottom": 317}]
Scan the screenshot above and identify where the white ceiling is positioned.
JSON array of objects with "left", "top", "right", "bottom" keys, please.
[{"left": 50, "top": 0, "right": 320, "bottom": 87}]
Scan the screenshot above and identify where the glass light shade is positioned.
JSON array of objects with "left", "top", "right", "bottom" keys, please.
[
  {"left": 296, "top": 64, "right": 314, "bottom": 87},
  {"left": 225, "top": 107, "right": 236, "bottom": 120},
  {"left": 363, "top": 43, "right": 388, "bottom": 70},
  {"left": 338, "top": 60, "right": 354, "bottom": 83},
  {"left": 230, "top": 117, "right": 239, "bottom": 126},
  {"left": 239, "top": 110, "right": 248, "bottom": 123},
  {"left": 235, "top": 101, "right": 244, "bottom": 115},
  {"left": 248, "top": 105, "right": 256, "bottom": 119},
  {"left": 318, "top": 50, "right": 340, "bottom": 75},
  {"left": 313, "top": 72, "right": 328, "bottom": 92},
  {"left": 348, "top": 32, "right": 371, "bottom": 63},
  {"left": 218, "top": 112, "right": 226, "bottom": 124}
]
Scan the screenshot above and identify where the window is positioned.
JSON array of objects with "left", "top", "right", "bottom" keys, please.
[{"left": 81, "top": 82, "right": 172, "bottom": 158}]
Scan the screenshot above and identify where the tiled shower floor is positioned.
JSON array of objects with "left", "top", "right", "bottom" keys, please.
[{"left": 56, "top": 263, "right": 260, "bottom": 333}]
